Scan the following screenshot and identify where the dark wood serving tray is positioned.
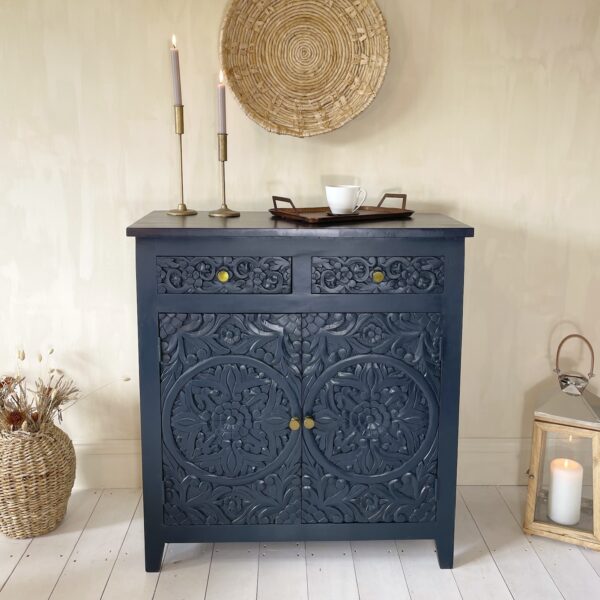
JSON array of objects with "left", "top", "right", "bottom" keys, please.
[{"left": 269, "top": 194, "right": 413, "bottom": 225}]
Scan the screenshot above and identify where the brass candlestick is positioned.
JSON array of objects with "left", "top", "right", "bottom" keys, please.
[
  {"left": 167, "top": 105, "right": 197, "bottom": 217},
  {"left": 209, "top": 133, "right": 240, "bottom": 218}
]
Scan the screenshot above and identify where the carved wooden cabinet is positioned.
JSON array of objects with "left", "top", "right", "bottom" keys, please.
[{"left": 127, "top": 211, "right": 473, "bottom": 571}]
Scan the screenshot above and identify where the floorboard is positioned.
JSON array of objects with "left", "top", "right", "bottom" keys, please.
[
  {"left": 396, "top": 540, "right": 461, "bottom": 600},
  {"left": 499, "top": 485, "right": 600, "bottom": 600},
  {"left": 0, "top": 533, "right": 31, "bottom": 592},
  {"left": 306, "top": 541, "right": 359, "bottom": 600},
  {"left": 101, "top": 499, "right": 161, "bottom": 600},
  {"left": 351, "top": 540, "right": 410, "bottom": 600},
  {"left": 153, "top": 543, "right": 212, "bottom": 600},
  {"left": 452, "top": 493, "right": 512, "bottom": 600},
  {"left": 204, "top": 542, "right": 258, "bottom": 600},
  {"left": 582, "top": 547, "right": 600, "bottom": 578},
  {"left": 461, "top": 485, "right": 563, "bottom": 600},
  {"left": 256, "top": 541, "right": 308, "bottom": 600},
  {"left": 48, "top": 489, "right": 140, "bottom": 600},
  {"left": 0, "top": 490, "right": 99, "bottom": 600},
  {"left": 2, "top": 487, "right": 600, "bottom": 600}
]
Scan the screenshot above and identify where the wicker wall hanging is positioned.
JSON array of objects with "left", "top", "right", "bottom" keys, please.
[{"left": 220, "top": 0, "right": 390, "bottom": 138}]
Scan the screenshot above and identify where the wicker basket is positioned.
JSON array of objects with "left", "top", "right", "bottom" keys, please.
[
  {"left": 220, "top": 0, "right": 390, "bottom": 137},
  {"left": 0, "top": 423, "right": 75, "bottom": 539}
]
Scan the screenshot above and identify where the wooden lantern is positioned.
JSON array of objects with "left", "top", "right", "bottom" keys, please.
[{"left": 524, "top": 335, "right": 600, "bottom": 550}]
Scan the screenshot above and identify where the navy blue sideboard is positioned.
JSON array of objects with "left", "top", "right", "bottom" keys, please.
[{"left": 127, "top": 211, "right": 474, "bottom": 571}]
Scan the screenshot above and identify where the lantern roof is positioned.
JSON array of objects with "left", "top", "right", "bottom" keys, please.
[{"left": 535, "top": 388, "right": 600, "bottom": 430}]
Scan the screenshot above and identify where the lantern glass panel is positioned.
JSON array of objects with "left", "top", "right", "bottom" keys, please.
[{"left": 534, "top": 430, "right": 593, "bottom": 532}]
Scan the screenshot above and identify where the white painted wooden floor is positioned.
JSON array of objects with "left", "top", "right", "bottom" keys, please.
[{"left": 1, "top": 487, "right": 600, "bottom": 600}]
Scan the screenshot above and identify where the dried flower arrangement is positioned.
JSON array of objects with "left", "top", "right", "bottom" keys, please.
[
  {"left": 0, "top": 347, "right": 131, "bottom": 539},
  {"left": 0, "top": 349, "right": 79, "bottom": 434},
  {"left": 0, "top": 348, "right": 131, "bottom": 436}
]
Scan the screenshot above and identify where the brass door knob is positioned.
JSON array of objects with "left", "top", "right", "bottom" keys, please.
[
  {"left": 304, "top": 416, "right": 316, "bottom": 430},
  {"left": 289, "top": 417, "right": 301, "bottom": 431},
  {"left": 217, "top": 270, "right": 230, "bottom": 283},
  {"left": 372, "top": 271, "right": 385, "bottom": 284}
]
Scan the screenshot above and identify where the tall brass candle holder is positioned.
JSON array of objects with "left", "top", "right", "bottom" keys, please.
[
  {"left": 167, "top": 105, "right": 197, "bottom": 217},
  {"left": 209, "top": 133, "right": 240, "bottom": 218}
]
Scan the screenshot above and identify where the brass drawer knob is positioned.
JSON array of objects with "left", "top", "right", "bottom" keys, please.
[
  {"left": 372, "top": 270, "right": 385, "bottom": 284},
  {"left": 304, "top": 416, "right": 316, "bottom": 430},
  {"left": 217, "top": 270, "right": 230, "bottom": 283},
  {"left": 289, "top": 417, "right": 301, "bottom": 431}
]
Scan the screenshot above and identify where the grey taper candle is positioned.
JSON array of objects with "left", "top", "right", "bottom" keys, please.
[
  {"left": 217, "top": 70, "right": 227, "bottom": 134},
  {"left": 170, "top": 34, "right": 183, "bottom": 106}
]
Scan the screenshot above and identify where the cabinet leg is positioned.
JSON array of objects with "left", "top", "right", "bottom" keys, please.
[
  {"left": 435, "top": 535, "right": 454, "bottom": 569},
  {"left": 145, "top": 537, "right": 165, "bottom": 572}
]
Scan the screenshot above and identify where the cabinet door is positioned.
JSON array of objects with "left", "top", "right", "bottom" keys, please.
[
  {"left": 159, "top": 313, "right": 302, "bottom": 525},
  {"left": 301, "top": 313, "right": 441, "bottom": 524}
]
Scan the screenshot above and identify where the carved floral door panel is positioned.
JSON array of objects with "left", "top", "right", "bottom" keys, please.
[
  {"left": 301, "top": 313, "right": 441, "bottom": 524},
  {"left": 159, "top": 313, "right": 302, "bottom": 526},
  {"left": 158, "top": 311, "right": 441, "bottom": 527}
]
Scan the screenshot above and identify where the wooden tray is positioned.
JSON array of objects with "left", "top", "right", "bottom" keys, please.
[{"left": 269, "top": 194, "right": 413, "bottom": 225}]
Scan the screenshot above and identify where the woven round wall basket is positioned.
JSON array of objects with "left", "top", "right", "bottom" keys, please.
[
  {"left": 220, "top": 0, "right": 390, "bottom": 137},
  {"left": 0, "top": 424, "right": 75, "bottom": 539}
]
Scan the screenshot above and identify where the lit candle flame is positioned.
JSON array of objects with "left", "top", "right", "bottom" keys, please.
[
  {"left": 568, "top": 434, "right": 573, "bottom": 443},
  {"left": 219, "top": 70, "right": 224, "bottom": 84},
  {"left": 564, "top": 459, "right": 570, "bottom": 468},
  {"left": 171, "top": 34, "right": 177, "bottom": 48}
]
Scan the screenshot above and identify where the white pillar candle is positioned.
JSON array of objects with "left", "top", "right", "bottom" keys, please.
[{"left": 548, "top": 458, "right": 583, "bottom": 526}]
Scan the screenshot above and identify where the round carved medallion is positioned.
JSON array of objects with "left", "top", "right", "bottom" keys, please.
[
  {"left": 162, "top": 356, "right": 300, "bottom": 485},
  {"left": 303, "top": 355, "right": 438, "bottom": 483}
]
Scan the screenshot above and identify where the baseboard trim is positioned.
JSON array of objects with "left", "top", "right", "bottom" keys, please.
[
  {"left": 458, "top": 437, "right": 532, "bottom": 486},
  {"left": 73, "top": 439, "right": 142, "bottom": 489},
  {"left": 73, "top": 437, "right": 533, "bottom": 489}
]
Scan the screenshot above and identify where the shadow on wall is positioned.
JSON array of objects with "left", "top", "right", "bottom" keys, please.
[
  {"left": 320, "top": 175, "right": 360, "bottom": 187},
  {"left": 306, "top": 0, "right": 411, "bottom": 149},
  {"left": 445, "top": 206, "right": 600, "bottom": 440},
  {"left": 522, "top": 376, "right": 558, "bottom": 436}
]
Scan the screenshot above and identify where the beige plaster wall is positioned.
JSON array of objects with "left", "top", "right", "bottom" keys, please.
[{"left": 1, "top": 0, "right": 599, "bottom": 485}]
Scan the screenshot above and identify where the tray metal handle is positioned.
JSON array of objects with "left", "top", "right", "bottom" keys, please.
[
  {"left": 377, "top": 193, "right": 407, "bottom": 209},
  {"left": 272, "top": 196, "right": 298, "bottom": 211}
]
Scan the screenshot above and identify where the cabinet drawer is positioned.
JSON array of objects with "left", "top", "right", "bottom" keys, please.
[
  {"left": 157, "top": 256, "right": 292, "bottom": 294},
  {"left": 311, "top": 256, "right": 444, "bottom": 294}
]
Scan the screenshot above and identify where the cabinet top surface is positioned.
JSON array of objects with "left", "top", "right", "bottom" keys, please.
[{"left": 126, "top": 211, "right": 474, "bottom": 239}]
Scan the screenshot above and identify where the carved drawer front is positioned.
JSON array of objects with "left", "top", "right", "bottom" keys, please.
[
  {"left": 157, "top": 256, "right": 292, "bottom": 294},
  {"left": 159, "top": 313, "right": 302, "bottom": 526},
  {"left": 301, "top": 313, "right": 441, "bottom": 524},
  {"left": 311, "top": 256, "right": 444, "bottom": 294}
]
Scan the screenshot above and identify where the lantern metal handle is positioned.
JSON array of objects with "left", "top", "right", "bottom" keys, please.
[{"left": 554, "top": 334, "right": 595, "bottom": 379}]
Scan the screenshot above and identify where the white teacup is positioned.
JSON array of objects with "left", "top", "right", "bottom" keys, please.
[{"left": 325, "top": 185, "right": 367, "bottom": 215}]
